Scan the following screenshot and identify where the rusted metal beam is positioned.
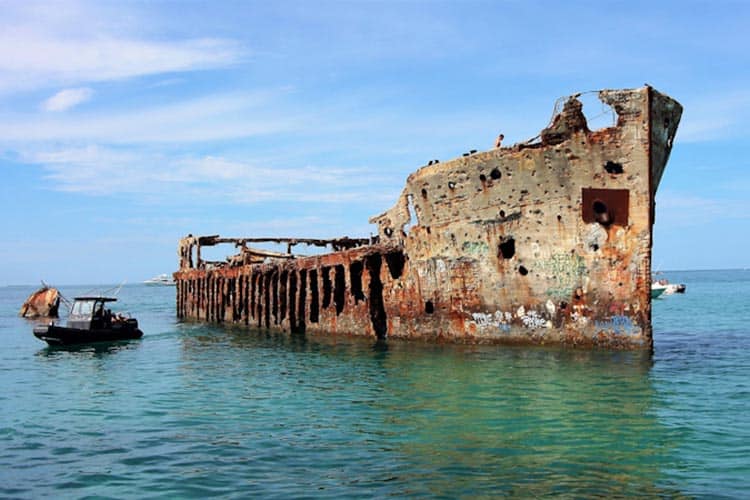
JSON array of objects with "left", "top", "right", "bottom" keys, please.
[{"left": 199, "top": 236, "right": 373, "bottom": 248}]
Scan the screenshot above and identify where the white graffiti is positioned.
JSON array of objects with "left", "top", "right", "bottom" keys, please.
[
  {"left": 471, "top": 311, "right": 512, "bottom": 328},
  {"left": 571, "top": 311, "right": 589, "bottom": 326},
  {"left": 471, "top": 308, "right": 551, "bottom": 331},
  {"left": 545, "top": 299, "right": 556, "bottom": 315},
  {"left": 436, "top": 259, "right": 447, "bottom": 274},
  {"left": 471, "top": 312, "right": 493, "bottom": 326},
  {"left": 520, "top": 310, "right": 547, "bottom": 329}
]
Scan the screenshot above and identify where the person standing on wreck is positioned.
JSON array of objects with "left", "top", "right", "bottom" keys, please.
[{"left": 494, "top": 133, "right": 504, "bottom": 148}]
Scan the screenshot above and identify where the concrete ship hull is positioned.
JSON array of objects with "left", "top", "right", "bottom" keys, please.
[{"left": 174, "top": 86, "right": 681, "bottom": 350}]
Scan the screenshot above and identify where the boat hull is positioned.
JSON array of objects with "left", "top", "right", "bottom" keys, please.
[{"left": 33, "top": 322, "right": 143, "bottom": 346}]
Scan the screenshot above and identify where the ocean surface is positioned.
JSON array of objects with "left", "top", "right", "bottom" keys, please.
[{"left": 1, "top": 270, "right": 748, "bottom": 498}]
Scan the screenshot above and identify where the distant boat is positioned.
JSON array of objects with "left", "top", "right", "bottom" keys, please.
[
  {"left": 144, "top": 274, "right": 175, "bottom": 286},
  {"left": 662, "top": 283, "right": 685, "bottom": 295},
  {"left": 651, "top": 282, "right": 668, "bottom": 299},
  {"left": 652, "top": 278, "right": 686, "bottom": 296}
]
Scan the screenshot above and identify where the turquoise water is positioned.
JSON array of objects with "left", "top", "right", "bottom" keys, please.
[{"left": 1, "top": 270, "right": 748, "bottom": 498}]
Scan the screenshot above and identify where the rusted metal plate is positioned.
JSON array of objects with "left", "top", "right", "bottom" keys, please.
[{"left": 581, "top": 188, "right": 630, "bottom": 226}]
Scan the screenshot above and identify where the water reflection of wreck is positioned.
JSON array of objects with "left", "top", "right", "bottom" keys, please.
[{"left": 174, "top": 86, "right": 682, "bottom": 350}]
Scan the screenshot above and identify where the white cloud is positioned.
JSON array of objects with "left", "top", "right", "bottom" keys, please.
[
  {"left": 41, "top": 87, "right": 93, "bottom": 112},
  {"left": 2, "top": 33, "right": 242, "bottom": 84},
  {"left": 22, "top": 146, "right": 396, "bottom": 206},
  {"left": 0, "top": 90, "right": 298, "bottom": 143},
  {"left": 0, "top": 12, "right": 245, "bottom": 94},
  {"left": 0, "top": 81, "right": 524, "bottom": 152}
]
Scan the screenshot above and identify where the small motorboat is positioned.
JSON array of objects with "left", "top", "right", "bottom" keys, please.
[
  {"left": 651, "top": 282, "right": 668, "bottom": 299},
  {"left": 656, "top": 279, "right": 686, "bottom": 295},
  {"left": 651, "top": 272, "right": 687, "bottom": 297},
  {"left": 144, "top": 273, "right": 175, "bottom": 286},
  {"left": 33, "top": 296, "right": 143, "bottom": 346},
  {"left": 652, "top": 278, "right": 687, "bottom": 299}
]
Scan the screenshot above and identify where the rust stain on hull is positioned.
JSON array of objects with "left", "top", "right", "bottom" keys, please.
[{"left": 174, "top": 86, "right": 682, "bottom": 350}]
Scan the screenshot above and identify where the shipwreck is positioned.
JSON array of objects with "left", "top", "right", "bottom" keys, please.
[
  {"left": 20, "top": 285, "right": 60, "bottom": 319},
  {"left": 174, "top": 86, "right": 682, "bottom": 350}
]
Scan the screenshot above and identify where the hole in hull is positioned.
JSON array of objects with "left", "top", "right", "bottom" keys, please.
[
  {"left": 499, "top": 237, "right": 516, "bottom": 259},
  {"left": 350, "top": 261, "right": 365, "bottom": 303},
  {"left": 296, "top": 269, "right": 307, "bottom": 334},
  {"left": 289, "top": 271, "right": 297, "bottom": 331},
  {"left": 385, "top": 251, "right": 406, "bottom": 279},
  {"left": 334, "top": 265, "right": 346, "bottom": 315},
  {"left": 272, "top": 271, "right": 279, "bottom": 325},
  {"left": 279, "top": 270, "right": 288, "bottom": 322},
  {"left": 604, "top": 161, "right": 624, "bottom": 174},
  {"left": 310, "top": 269, "right": 319, "bottom": 323},
  {"left": 366, "top": 254, "right": 387, "bottom": 340},
  {"left": 264, "top": 272, "right": 271, "bottom": 329},
  {"left": 322, "top": 266, "right": 332, "bottom": 309}
]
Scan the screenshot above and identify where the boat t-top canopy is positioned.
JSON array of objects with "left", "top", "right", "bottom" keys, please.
[{"left": 73, "top": 297, "right": 118, "bottom": 302}]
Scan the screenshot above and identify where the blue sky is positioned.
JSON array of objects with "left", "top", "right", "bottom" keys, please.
[{"left": 1, "top": 0, "right": 748, "bottom": 286}]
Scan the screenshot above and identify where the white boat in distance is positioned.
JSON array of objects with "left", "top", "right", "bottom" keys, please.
[{"left": 144, "top": 274, "right": 175, "bottom": 286}]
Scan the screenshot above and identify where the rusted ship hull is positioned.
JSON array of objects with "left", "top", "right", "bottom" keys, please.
[
  {"left": 20, "top": 286, "right": 60, "bottom": 318},
  {"left": 175, "top": 86, "right": 681, "bottom": 350}
]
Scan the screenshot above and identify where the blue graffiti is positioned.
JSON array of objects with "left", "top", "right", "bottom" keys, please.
[{"left": 595, "top": 315, "right": 636, "bottom": 335}]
